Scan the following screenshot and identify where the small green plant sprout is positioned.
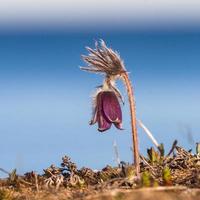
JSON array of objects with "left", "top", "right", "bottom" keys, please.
[
  {"left": 147, "top": 147, "right": 159, "bottom": 164},
  {"left": 162, "top": 166, "right": 172, "bottom": 186},
  {"left": 147, "top": 147, "right": 165, "bottom": 164},
  {"left": 80, "top": 40, "right": 140, "bottom": 178},
  {"left": 141, "top": 171, "right": 151, "bottom": 187}
]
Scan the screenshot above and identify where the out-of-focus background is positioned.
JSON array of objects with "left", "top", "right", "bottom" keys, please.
[{"left": 0, "top": 0, "right": 200, "bottom": 177}]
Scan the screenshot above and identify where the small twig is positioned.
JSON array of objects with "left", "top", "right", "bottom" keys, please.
[
  {"left": 139, "top": 155, "right": 157, "bottom": 177},
  {"left": 167, "top": 140, "right": 178, "bottom": 156},
  {"left": 196, "top": 142, "right": 200, "bottom": 157},
  {"left": 0, "top": 168, "right": 33, "bottom": 186},
  {"left": 137, "top": 120, "right": 159, "bottom": 148},
  {"left": 113, "top": 140, "right": 121, "bottom": 166},
  {"left": 18, "top": 177, "right": 34, "bottom": 186},
  {"left": 0, "top": 168, "right": 10, "bottom": 175},
  {"left": 55, "top": 175, "right": 64, "bottom": 191},
  {"left": 34, "top": 172, "right": 39, "bottom": 192}
]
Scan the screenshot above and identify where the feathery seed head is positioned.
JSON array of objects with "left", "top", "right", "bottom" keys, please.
[{"left": 81, "top": 40, "right": 126, "bottom": 77}]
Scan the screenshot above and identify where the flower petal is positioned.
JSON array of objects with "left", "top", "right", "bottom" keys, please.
[
  {"left": 90, "top": 91, "right": 102, "bottom": 125},
  {"left": 90, "top": 91, "right": 112, "bottom": 132},
  {"left": 98, "top": 114, "right": 112, "bottom": 132},
  {"left": 98, "top": 92, "right": 112, "bottom": 132},
  {"left": 102, "top": 91, "right": 122, "bottom": 123},
  {"left": 114, "top": 122, "right": 123, "bottom": 130},
  {"left": 90, "top": 106, "right": 98, "bottom": 125}
]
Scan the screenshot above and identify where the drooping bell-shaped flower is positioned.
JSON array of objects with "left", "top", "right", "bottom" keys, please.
[
  {"left": 90, "top": 90, "right": 122, "bottom": 132},
  {"left": 81, "top": 40, "right": 140, "bottom": 177}
]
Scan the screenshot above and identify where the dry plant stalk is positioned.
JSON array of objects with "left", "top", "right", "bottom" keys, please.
[
  {"left": 122, "top": 73, "right": 140, "bottom": 175},
  {"left": 80, "top": 40, "right": 140, "bottom": 178},
  {"left": 113, "top": 140, "right": 121, "bottom": 166},
  {"left": 137, "top": 120, "right": 159, "bottom": 148}
]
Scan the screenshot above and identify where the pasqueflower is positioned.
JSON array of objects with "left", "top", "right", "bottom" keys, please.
[
  {"left": 90, "top": 90, "right": 122, "bottom": 132},
  {"left": 80, "top": 40, "right": 140, "bottom": 177}
]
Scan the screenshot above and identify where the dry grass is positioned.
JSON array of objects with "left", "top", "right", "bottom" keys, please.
[{"left": 0, "top": 142, "right": 200, "bottom": 199}]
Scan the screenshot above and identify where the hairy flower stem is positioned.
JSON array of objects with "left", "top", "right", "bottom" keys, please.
[{"left": 122, "top": 73, "right": 140, "bottom": 178}]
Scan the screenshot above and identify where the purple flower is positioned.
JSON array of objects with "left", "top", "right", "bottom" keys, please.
[{"left": 90, "top": 91, "right": 123, "bottom": 132}]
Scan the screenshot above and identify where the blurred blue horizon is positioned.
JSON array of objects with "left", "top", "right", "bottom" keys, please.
[
  {"left": 1, "top": 0, "right": 200, "bottom": 178},
  {"left": 0, "top": 29, "right": 200, "bottom": 178},
  {"left": 1, "top": 0, "right": 200, "bottom": 34}
]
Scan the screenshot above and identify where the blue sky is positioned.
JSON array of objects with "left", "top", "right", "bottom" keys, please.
[
  {"left": 0, "top": 0, "right": 200, "bottom": 177},
  {"left": 0, "top": 32, "right": 200, "bottom": 177}
]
